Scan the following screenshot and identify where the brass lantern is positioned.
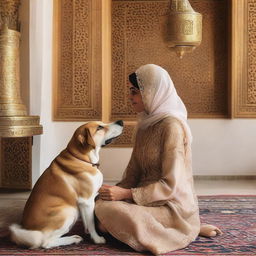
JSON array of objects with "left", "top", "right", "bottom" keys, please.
[{"left": 167, "top": 0, "right": 202, "bottom": 59}]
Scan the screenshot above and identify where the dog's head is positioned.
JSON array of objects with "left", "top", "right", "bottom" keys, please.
[{"left": 70, "top": 120, "right": 124, "bottom": 152}]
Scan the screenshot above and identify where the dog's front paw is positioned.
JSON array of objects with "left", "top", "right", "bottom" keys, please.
[
  {"left": 92, "top": 235, "right": 106, "bottom": 244},
  {"left": 72, "top": 235, "right": 83, "bottom": 244}
]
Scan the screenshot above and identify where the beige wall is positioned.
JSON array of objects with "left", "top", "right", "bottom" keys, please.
[{"left": 27, "top": 0, "right": 256, "bottom": 185}]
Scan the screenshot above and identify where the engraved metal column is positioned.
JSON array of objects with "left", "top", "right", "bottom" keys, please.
[{"left": 0, "top": 0, "right": 43, "bottom": 189}]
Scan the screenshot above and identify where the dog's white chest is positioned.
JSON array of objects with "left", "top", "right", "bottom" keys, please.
[{"left": 87, "top": 169, "right": 103, "bottom": 196}]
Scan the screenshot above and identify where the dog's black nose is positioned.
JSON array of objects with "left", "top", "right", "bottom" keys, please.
[{"left": 116, "top": 120, "right": 124, "bottom": 127}]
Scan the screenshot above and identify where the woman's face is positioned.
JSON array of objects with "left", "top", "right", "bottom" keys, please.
[{"left": 128, "top": 86, "right": 145, "bottom": 113}]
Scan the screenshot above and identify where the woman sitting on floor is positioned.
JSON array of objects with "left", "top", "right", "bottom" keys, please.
[{"left": 95, "top": 64, "right": 222, "bottom": 255}]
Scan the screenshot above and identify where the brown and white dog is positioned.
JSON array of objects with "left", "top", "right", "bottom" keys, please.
[{"left": 9, "top": 120, "right": 124, "bottom": 249}]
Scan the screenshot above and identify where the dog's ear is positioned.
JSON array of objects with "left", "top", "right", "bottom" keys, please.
[
  {"left": 77, "top": 134, "right": 85, "bottom": 145},
  {"left": 77, "top": 128, "right": 95, "bottom": 149}
]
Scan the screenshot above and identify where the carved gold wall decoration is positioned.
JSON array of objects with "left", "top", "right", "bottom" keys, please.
[
  {"left": 53, "top": 0, "right": 102, "bottom": 121},
  {"left": 111, "top": 124, "right": 136, "bottom": 147},
  {"left": 111, "top": 0, "right": 229, "bottom": 146},
  {"left": 231, "top": 0, "right": 256, "bottom": 117},
  {"left": 111, "top": 0, "right": 229, "bottom": 121},
  {"left": 54, "top": 0, "right": 256, "bottom": 147},
  {"left": 0, "top": 137, "right": 31, "bottom": 189}
]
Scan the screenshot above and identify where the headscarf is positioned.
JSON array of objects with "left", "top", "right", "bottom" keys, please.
[{"left": 133, "top": 64, "right": 192, "bottom": 144}]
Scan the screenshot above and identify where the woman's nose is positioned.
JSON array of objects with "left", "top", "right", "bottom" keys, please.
[{"left": 128, "top": 93, "right": 133, "bottom": 100}]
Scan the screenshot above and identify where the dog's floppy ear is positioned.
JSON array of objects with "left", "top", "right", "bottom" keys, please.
[{"left": 77, "top": 128, "right": 95, "bottom": 149}]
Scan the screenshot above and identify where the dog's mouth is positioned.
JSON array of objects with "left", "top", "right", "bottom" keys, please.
[{"left": 102, "top": 136, "right": 119, "bottom": 147}]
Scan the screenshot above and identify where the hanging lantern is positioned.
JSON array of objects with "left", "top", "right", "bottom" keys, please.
[{"left": 167, "top": 0, "right": 202, "bottom": 59}]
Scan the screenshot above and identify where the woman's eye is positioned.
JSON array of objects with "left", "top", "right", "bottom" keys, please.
[
  {"left": 97, "top": 125, "right": 104, "bottom": 131},
  {"left": 130, "top": 90, "right": 139, "bottom": 95}
]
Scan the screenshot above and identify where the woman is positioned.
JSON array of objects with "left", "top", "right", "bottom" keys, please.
[{"left": 95, "top": 64, "right": 221, "bottom": 255}]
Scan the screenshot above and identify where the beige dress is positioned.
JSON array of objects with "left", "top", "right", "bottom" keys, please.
[{"left": 95, "top": 117, "right": 200, "bottom": 255}]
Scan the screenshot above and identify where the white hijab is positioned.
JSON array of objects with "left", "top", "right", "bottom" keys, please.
[{"left": 135, "top": 64, "right": 192, "bottom": 144}]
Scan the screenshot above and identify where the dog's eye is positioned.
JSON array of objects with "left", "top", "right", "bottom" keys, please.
[{"left": 97, "top": 125, "right": 104, "bottom": 131}]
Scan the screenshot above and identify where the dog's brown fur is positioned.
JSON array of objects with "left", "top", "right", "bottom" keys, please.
[{"left": 9, "top": 121, "right": 123, "bottom": 248}]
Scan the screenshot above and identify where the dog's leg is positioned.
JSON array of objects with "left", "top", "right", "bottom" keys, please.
[
  {"left": 42, "top": 207, "right": 82, "bottom": 249},
  {"left": 78, "top": 198, "right": 106, "bottom": 244},
  {"left": 78, "top": 199, "right": 88, "bottom": 234},
  {"left": 43, "top": 235, "right": 83, "bottom": 249}
]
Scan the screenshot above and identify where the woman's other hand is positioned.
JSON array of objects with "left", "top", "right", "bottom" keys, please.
[{"left": 99, "top": 184, "right": 132, "bottom": 201}]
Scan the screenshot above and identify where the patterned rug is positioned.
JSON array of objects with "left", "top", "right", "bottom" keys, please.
[{"left": 0, "top": 195, "right": 255, "bottom": 255}]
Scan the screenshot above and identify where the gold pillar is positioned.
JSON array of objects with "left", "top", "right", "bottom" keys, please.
[{"left": 0, "top": 0, "right": 42, "bottom": 189}]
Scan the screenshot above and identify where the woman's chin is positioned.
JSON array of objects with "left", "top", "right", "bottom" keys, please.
[
  {"left": 134, "top": 109, "right": 145, "bottom": 114},
  {"left": 131, "top": 104, "right": 145, "bottom": 113}
]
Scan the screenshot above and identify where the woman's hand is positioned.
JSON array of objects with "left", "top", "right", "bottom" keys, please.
[{"left": 99, "top": 184, "right": 132, "bottom": 201}]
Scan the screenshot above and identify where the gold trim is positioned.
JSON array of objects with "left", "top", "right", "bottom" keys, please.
[
  {"left": 0, "top": 116, "right": 43, "bottom": 137},
  {"left": 0, "top": 116, "right": 41, "bottom": 126},
  {"left": 0, "top": 127, "right": 43, "bottom": 138},
  {"left": 102, "top": 0, "right": 112, "bottom": 123},
  {"left": 232, "top": 0, "right": 256, "bottom": 117},
  {"left": 52, "top": 0, "right": 59, "bottom": 122}
]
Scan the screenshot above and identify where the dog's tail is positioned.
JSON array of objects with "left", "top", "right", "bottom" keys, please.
[{"left": 9, "top": 224, "right": 44, "bottom": 249}]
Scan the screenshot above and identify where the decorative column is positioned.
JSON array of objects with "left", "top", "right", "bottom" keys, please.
[{"left": 0, "top": 0, "right": 42, "bottom": 189}]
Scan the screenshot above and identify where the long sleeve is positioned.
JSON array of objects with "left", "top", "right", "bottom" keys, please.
[
  {"left": 131, "top": 120, "right": 186, "bottom": 206},
  {"left": 116, "top": 150, "right": 141, "bottom": 189}
]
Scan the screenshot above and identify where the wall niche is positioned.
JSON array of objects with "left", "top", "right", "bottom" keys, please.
[{"left": 53, "top": 0, "right": 255, "bottom": 146}]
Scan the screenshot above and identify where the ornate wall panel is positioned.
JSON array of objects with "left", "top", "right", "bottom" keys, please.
[
  {"left": 111, "top": 124, "right": 136, "bottom": 147},
  {"left": 0, "top": 137, "right": 32, "bottom": 189},
  {"left": 52, "top": 0, "right": 256, "bottom": 147},
  {"left": 111, "top": 0, "right": 229, "bottom": 121},
  {"left": 233, "top": 0, "right": 256, "bottom": 117},
  {"left": 53, "top": 0, "right": 102, "bottom": 120}
]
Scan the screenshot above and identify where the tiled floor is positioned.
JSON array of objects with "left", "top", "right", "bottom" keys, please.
[{"left": 0, "top": 178, "right": 255, "bottom": 232}]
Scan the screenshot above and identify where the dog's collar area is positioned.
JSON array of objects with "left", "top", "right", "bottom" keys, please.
[
  {"left": 92, "top": 162, "right": 100, "bottom": 168},
  {"left": 85, "top": 160, "right": 100, "bottom": 168},
  {"left": 66, "top": 148, "right": 99, "bottom": 168}
]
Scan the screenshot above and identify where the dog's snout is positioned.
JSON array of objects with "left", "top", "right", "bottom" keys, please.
[{"left": 115, "top": 120, "right": 124, "bottom": 127}]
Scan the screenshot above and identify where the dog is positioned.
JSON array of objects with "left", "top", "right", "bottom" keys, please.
[{"left": 9, "top": 120, "right": 124, "bottom": 249}]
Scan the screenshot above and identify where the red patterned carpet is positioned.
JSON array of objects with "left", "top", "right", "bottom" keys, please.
[{"left": 0, "top": 195, "right": 255, "bottom": 255}]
